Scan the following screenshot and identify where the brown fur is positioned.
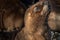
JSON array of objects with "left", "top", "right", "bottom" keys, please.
[
  {"left": 0, "top": 0, "right": 26, "bottom": 40},
  {"left": 15, "top": 1, "right": 50, "bottom": 40},
  {"left": 0, "top": 0, "right": 26, "bottom": 32},
  {"left": 48, "top": 0, "right": 60, "bottom": 32}
]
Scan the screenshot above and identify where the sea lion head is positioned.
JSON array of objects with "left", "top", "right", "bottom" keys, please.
[{"left": 24, "top": 0, "right": 49, "bottom": 32}]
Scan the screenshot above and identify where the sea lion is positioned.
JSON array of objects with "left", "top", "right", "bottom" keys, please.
[
  {"left": 0, "top": 0, "right": 26, "bottom": 32},
  {"left": 0, "top": 0, "right": 26, "bottom": 40},
  {"left": 15, "top": 0, "right": 51, "bottom": 40},
  {"left": 48, "top": 0, "right": 60, "bottom": 32},
  {"left": 47, "top": 0, "right": 60, "bottom": 40}
]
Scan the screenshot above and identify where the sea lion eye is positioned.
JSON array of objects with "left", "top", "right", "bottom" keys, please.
[{"left": 33, "top": 6, "right": 41, "bottom": 13}]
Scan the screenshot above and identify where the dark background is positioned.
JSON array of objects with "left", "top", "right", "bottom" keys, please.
[{"left": 20, "top": 0, "right": 39, "bottom": 8}]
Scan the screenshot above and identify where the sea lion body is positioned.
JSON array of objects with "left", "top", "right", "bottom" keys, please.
[
  {"left": 0, "top": 0, "right": 26, "bottom": 32},
  {"left": 48, "top": 0, "right": 60, "bottom": 32},
  {"left": 0, "top": 0, "right": 26, "bottom": 40},
  {"left": 15, "top": 0, "right": 60, "bottom": 40},
  {"left": 15, "top": 1, "right": 50, "bottom": 40}
]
